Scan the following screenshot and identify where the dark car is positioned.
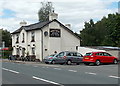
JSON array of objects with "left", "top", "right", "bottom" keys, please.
[
  {"left": 83, "top": 52, "right": 118, "bottom": 66},
  {"left": 49, "top": 51, "right": 83, "bottom": 65},
  {"left": 43, "top": 54, "right": 57, "bottom": 64}
]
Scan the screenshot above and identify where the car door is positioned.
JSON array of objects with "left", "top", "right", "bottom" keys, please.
[
  {"left": 103, "top": 52, "right": 113, "bottom": 63},
  {"left": 55, "top": 52, "right": 65, "bottom": 63},
  {"left": 76, "top": 53, "right": 83, "bottom": 62},
  {"left": 96, "top": 52, "right": 105, "bottom": 63}
]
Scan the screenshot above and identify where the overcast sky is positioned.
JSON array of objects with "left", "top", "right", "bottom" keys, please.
[{"left": 0, "top": 0, "right": 119, "bottom": 33}]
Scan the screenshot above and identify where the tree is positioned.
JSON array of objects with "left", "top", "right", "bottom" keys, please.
[
  {"left": 38, "top": 1, "right": 54, "bottom": 22},
  {"left": 0, "top": 29, "right": 12, "bottom": 47},
  {"left": 80, "top": 13, "right": 120, "bottom": 47}
]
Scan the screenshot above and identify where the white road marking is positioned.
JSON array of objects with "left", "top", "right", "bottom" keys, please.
[
  {"left": 2, "top": 68, "right": 19, "bottom": 74},
  {"left": 33, "top": 76, "right": 63, "bottom": 86},
  {"left": 54, "top": 68, "right": 61, "bottom": 70},
  {"left": 86, "top": 66, "right": 101, "bottom": 67},
  {"left": 68, "top": 70, "right": 77, "bottom": 72},
  {"left": 109, "top": 75, "right": 120, "bottom": 79},
  {"left": 85, "top": 72, "right": 96, "bottom": 75},
  {"left": 34, "top": 66, "right": 38, "bottom": 67}
]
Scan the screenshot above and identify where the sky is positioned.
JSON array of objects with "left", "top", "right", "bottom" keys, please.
[{"left": 0, "top": 0, "right": 119, "bottom": 33}]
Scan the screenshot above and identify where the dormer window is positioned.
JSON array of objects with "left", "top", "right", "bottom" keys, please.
[
  {"left": 16, "top": 34, "right": 19, "bottom": 43},
  {"left": 31, "top": 32, "right": 35, "bottom": 42},
  {"left": 22, "top": 33, "right": 25, "bottom": 43}
]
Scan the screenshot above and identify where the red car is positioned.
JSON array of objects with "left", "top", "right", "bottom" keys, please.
[{"left": 83, "top": 52, "right": 118, "bottom": 66}]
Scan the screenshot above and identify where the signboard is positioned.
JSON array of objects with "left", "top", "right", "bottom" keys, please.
[{"left": 50, "top": 29, "right": 61, "bottom": 37}]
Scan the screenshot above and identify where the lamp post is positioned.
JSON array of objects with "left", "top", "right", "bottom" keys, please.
[{"left": 2, "top": 41, "right": 5, "bottom": 58}]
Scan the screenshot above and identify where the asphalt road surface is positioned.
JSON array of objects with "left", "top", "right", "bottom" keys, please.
[{"left": 1, "top": 61, "right": 120, "bottom": 86}]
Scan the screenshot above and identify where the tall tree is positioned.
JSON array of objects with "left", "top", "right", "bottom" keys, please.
[
  {"left": 80, "top": 13, "right": 120, "bottom": 47},
  {"left": 38, "top": 1, "right": 54, "bottom": 22},
  {"left": 0, "top": 29, "right": 12, "bottom": 47}
]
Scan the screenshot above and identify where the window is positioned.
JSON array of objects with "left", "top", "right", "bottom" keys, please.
[
  {"left": 22, "top": 33, "right": 24, "bottom": 43},
  {"left": 67, "top": 53, "right": 72, "bottom": 56},
  {"left": 77, "top": 53, "right": 83, "bottom": 57},
  {"left": 85, "top": 53, "right": 93, "bottom": 56},
  {"left": 32, "top": 48, "right": 35, "bottom": 55},
  {"left": 56, "top": 52, "right": 64, "bottom": 57},
  {"left": 73, "top": 52, "right": 77, "bottom": 56},
  {"left": 66, "top": 52, "right": 75, "bottom": 56},
  {"left": 76, "top": 46, "right": 78, "bottom": 50},
  {"left": 31, "top": 32, "right": 35, "bottom": 42},
  {"left": 16, "top": 34, "right": 19, "bottom": 43},
  {"left": 96, "top": 53, "right": 104, "bottom": 56},
  {"left": 22, "top": 48, "right": 25, "bottom": 56},
  {"left": 16, "top": 48, "right": 19, "bottom": 55},
  {"left": 103, "top": 53, "right": 112, "bottom": 56}
]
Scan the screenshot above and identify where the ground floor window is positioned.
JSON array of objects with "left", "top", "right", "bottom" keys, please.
[
  {"left": 16, "top": 48, "right": 19, "bottom": 55},
  {"left": 32, "top": 48, "right": 35, "bottom": 55},
  {"left": 22, "top": 48, "right": 25, "bottom": 56}
]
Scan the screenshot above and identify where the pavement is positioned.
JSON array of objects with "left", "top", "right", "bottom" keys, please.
[{"left": 1, "top": 59, "right": 120, "bottom": 86}]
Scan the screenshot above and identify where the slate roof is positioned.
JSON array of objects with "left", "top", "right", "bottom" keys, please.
[
  {"left": 12, "top": 19, "right": 80, "bottom": 39},
  {"left": 12, "top": 21, "right": 50, "bottom": 34}
]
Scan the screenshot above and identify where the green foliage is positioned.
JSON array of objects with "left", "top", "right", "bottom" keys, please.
[
  {"left": 80, "top": 13, "right": 120, "bottom": 47},
  {"left": 38, "top": 1, "right": 54, "bottom": 22},
  {"left": 0, "top": 29, "right": 12, "bottom": 58},
  {"left": 2, "top": 50, "right": 12, "bottom": 58},
  {"left": 0, "top": 29, "right": 12, "bottom": 47}
]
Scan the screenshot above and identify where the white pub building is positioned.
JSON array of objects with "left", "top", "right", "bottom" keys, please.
[{"left": 12, "top": 12, "right": 81, "bottom": 61}]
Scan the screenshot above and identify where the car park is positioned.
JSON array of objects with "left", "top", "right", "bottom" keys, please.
[
  {"left": 83, "top": 52, "right": 118, "bottom": 66},
  {"left": 47, "top": 51, "right": 83, "bottom": 65}
]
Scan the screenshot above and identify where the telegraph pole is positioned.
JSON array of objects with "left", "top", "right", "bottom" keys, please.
[{"left": 2, "top": 41, "right": 5, "bottom": 58}]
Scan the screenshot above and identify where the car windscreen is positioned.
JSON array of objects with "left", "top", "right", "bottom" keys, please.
[
  {"left": 50, "top": 54, "right": 56, "bottom": 57},
  {"left": 85, "top": 53, "right": 93, "bottom": 56},
  {"left": 45, "top": 54, "right": 56, "bottom": 58}
]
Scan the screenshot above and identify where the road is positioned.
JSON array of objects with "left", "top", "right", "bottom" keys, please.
[{"left": 1, "top": 61, "right": 120, "bottom": 86}]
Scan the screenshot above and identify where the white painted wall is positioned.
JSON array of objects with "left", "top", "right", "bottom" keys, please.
[
  {"left": 12, "top": 21, "right": 81, "bottom": 61},
  {"left": 78, "top": 47, "right": 106, "bottom": 56}
]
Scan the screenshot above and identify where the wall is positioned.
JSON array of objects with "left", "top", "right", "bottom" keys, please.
[
  {"left": 106, "top": 50, "right": 120, "bottom": 59},
  {"left": 12, "top": 21, "right": 81, "bottom": 61},
  {"left": 61, "top": 26, "right": 80, "bottom": 52},
  {"left": 78, "top": 47, "right": 106, "bottom": 55}
]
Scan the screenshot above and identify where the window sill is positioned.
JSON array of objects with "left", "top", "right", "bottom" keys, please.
[{"left": 31, "top": 40, "right": 35, "bottom": 42}]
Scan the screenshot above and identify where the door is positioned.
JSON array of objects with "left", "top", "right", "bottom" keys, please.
[
  {"left": 76, "top": 53, "right": 83, "bottom": 62},
  {"left": 103, "top": 52, "right": 113, "bottom": 63},
  {"left": 55, "top": 52, "right": 65, "bottom": 63},
  {"left": 96, "top": 53, "right": 105, "bottom": 63}
]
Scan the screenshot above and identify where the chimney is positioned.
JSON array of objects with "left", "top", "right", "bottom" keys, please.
[
  {"left": 20, "top": 20, "right": 27, "bottom": 26},
  {"left": 65, "top": 24, "right": 71, "bottom": 29},
  {"left": 49, "top": 12, "right": 58, "bottom": 21}
]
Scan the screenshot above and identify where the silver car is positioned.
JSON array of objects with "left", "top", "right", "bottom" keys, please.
[
  {"left": 50, "top": 51, "right": 83, "bottom": 65},
  {"left": 43, "top": 54, "right": 57, "bottom": 64}
]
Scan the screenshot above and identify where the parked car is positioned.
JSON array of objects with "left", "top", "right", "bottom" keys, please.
[
  {"left": 45, "top": 51, "right": 83, "bottom": 65},
  {"left": 43, "top": 54, "right": 57, "bottom": 64},
  {"left": 83, "top": 52, "right": 118, "bottom": 66}
]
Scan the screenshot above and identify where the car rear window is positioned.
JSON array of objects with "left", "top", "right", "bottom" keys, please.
[{"left": 85, "top": 53, "right": 93, "bottom": 56}]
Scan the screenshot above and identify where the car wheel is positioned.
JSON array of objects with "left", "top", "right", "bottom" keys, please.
[
  {"left": 113, "top": 59, "right": 118, "bottom": 64},
  {"left": 95, "top": 60, "right": 100, "bottom": 66},
  {"left": 84, "top": 63, "right": 90, "bottom": 65},
  {"left": 76, "top": 63, "right": 80, "bottom": 65},
  {"left": 45, "top": 62, "right": 49, "bottom": 64},
  {"left": 60, "top": 63, "right": 64, "bottom": 65},
  {"left": 51, "top": 60, "right": 55, "bottom": 64},
  {"left": 66, "top": 60, "right": 72, "bottom": 65}
]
